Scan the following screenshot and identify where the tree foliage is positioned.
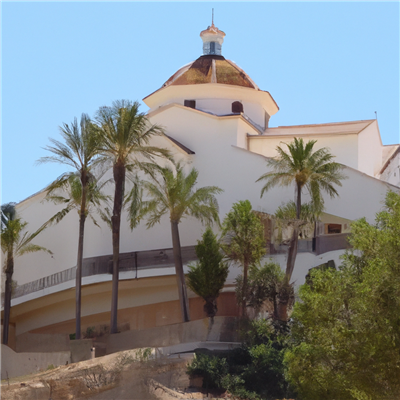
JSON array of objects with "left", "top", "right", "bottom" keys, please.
[
  {"left": 186, "top": 227, "right": 229, "bottom": 319},
  {"left": 94, "top": 99, "right": 168, "bottom": 333},
  {"left": 1, "top": 204, "right": 51, "bottom": 344},
  {"left": 134, "top": 160, "right": 223, "bottom": 322},
  {"left": 257, "top": 138, "right": 345, "bottom": 218},
  {"left": 274, "top": 200, "right": 321, "bottom": 223},
  {"left": 256, "top": 138, "right": 345, "bottom": 321},
  {"left": 285, "top": 190, "right": 400, "bottom": 400},
  {"left": 38, "top": 113, "right": 103, "bottom": 339},
  {"left": 186, "top": 319, "right": 293, "bottom": 399},
  {"left": 236, "top": 262, "right": 289, "bottom": 319},
  {"left": 221, "top": 200, "right": 266, "bottom": 317}
]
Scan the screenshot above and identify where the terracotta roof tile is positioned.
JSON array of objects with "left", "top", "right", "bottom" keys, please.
[{"left": 163, "top": 55, "right": 256, "bottom": 89}]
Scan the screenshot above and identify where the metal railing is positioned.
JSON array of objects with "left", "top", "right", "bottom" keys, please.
[{"left": 12, "top": 246, "right": 197, "bottom": 300}]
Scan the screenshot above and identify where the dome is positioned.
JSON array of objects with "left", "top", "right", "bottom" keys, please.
[{"left": 162, "top": 54, "right": 259, "bottom": 90}]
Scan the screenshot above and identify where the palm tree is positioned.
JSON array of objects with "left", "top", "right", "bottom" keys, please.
[
  {"left": 1, "top": 203, "right": 51, "bottom": 345},
  {"left": 256, "top": 138, "right": 345, "bottom": 320},
  {"left": 131, "top": 161, "right": 223, "bottom": 322},
  {"left": 37, "top": 114, "right": 100, "bottom": 339},
  {"left": 94, "top": 100, "right": 169, "bottom": 334}
]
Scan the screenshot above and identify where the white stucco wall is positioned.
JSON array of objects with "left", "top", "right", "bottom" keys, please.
[
  {"left": 248, "top": 133, "right": 359, "bottom": 171},
  {"left": 6, "top": 98, "right": 397, "bottom": 338},
  {"left": 144, "top": 83, "right": 278, "bottom": 123},
  {"left": 12, "top": 107, "right": 396, "bottom": 291},
  {"left": 357, "top": 120, "right": 383, "bottom": 177},
  {"left": 381, "top": 151, "right": 400, "bottom": 187}
]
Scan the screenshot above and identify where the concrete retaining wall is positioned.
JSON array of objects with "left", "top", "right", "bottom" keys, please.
[
  {"left": 1, "top": 344, "right": 70, "bottom": 380},
  {"left": 16, "top": 332, "right": 70, "bottom": 353},
  {"left": 70, "top": 339, "right": 93, "bottom": 363},
  {"left": 106, "top": 316, "right": 239, "bottom": 354},
  {"left": 0, "top": 323, "right": 16, "bottom": 351}
]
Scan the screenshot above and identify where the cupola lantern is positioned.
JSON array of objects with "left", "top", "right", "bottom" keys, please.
[{"left": 200, "top": 18, "right": 226, "bottom": 56}]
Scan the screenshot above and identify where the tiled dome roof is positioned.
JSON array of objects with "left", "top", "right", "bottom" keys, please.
[{"left": 162, "top": 55, "right": 258, "bottom": 90}]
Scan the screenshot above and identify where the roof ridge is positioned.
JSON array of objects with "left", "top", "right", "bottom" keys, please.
[{"left": 270, "top": 119, "right": 376, "bottom": 129}]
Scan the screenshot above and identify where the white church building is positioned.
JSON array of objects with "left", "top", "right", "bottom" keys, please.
[{"left": 2, "top": 22, "right": 399, "bottom": 349}]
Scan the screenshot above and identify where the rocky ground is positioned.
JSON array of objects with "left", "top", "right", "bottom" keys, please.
[{"left": 0, "top": 349, "right": 223, "bottom": 400}]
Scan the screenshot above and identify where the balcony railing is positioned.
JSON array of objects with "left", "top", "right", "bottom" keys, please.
[
  {"left": 11, "top": 246, "right": 197, "bottom": 300},
  {"left": 315, "top": 233, "right": 351, "bottom": 255},
  {"left": 268, "top": 233, "right": 351, "bottom": 255}
]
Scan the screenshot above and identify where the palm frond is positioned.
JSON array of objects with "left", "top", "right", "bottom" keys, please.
[
  {"left": 128, "top": 160, "right": 223, "bottom": 229},
  {"left": 257, "top": 137, "right": 346, "bottom": 213},
  {"left": 17, "top": 244, "right": 52, "bottom": 257}
]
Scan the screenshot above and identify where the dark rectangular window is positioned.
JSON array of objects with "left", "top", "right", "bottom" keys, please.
[
  {"left": 326, "top": 224, "right": 342, "bottom": 234},
  {"left": 184, "top": 100, "right": 196, "bottom": 109}
]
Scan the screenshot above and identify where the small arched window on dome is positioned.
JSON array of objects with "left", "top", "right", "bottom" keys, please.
[{"left": 232, "top": 101, "right": 244, "bottom": 114}]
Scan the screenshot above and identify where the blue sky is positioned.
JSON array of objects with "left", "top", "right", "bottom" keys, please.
[{"left": 1, "top": 2, "right": 399, "bottom": 204}]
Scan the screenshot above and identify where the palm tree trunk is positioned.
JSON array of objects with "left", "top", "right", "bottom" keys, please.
[
  {"left": 285, "top": 227, "right": 299, "bottom": 282},
  {"left": 2, "top": 253, "right": 13, "bottom": 345},
  {"left": 276, "top": 182, "right": 302, "bottom": 321},
  {"left": 170, "top": 220, "right": 190, "bottom": 322},
  {"left": 296, "top": 182, "right": 302, "bottom": 220},
  {"left": 75, "top": 173, "right": 88, "bottom": 340},
  {"left": 110, "top": 161, "right": 126, "bottom": 334},
  {"left": 287, "top": 181, "right": 302, "bottom": 280}
]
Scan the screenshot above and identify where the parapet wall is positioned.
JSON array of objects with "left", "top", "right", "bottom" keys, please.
[{"left": 106, "top": 316, "right": 239, "bottom": 354}]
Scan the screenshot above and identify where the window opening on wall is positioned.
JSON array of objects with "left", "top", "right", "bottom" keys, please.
[
  {"left": 325, "top": 224, "right": 342, "bottom": 234},
  {"left": 184, "top": 100, "right": 196, "bottom": 109},
  {"left": 232, "top": 101, "right": 243, "bottom": 113},
  {"left": 210, "top": 42, "right": 216, "bottom": 54}
]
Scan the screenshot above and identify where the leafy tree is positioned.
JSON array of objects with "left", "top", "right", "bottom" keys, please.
[
  {"left": 132, "top": 161, "right": 223, "bottom": 322},
  {"left": 186, "top": 227, "right": 229, "bottom": 320},
  {"left": 1, "top": 203, "right": 51, "bottom": 345},
  {"left": 38, "top": 114, "right": 101, "bottom": 339},
  {"left": 186, "top": 319, "right": 293, "bottom": 399},
  {"left": 221, "top": 200, "right": 266, "bottom": 317},
  {"left": 236, "top": 262, "right": 288, "bottom": 319},
  {"left": 95, "top": 100, "right": 168, "bottom": 334},
  {"left": 285, "top": 191, "right": 400, "bottom": 400},
  {"left": 256, "top": 138, "right": 345, "bottom": 320}
]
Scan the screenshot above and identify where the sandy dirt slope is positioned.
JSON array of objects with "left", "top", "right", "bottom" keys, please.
[{"left": 1, "top": 349, "right": 196, "bottom": 400}]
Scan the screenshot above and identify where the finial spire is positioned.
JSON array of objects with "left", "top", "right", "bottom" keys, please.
[{"left": 212, "top": 8, "right": 214, "bottom": 26}]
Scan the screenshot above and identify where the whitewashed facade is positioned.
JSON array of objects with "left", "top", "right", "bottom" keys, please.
[{"left": 2, "top": 23, "right": 399, "bottom": 340}]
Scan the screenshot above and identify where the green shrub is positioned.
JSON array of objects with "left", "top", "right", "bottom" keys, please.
[
  {"left": 186, "top": 319, "right": 294, "bottom": 399},
  {"left": 187, "top": 353, "right": 228, "bottom": 389}
]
